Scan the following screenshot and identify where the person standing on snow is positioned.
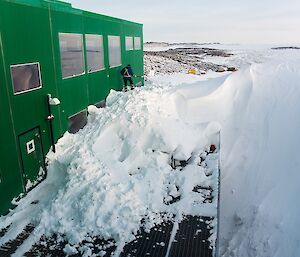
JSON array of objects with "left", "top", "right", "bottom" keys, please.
[{"left": 121, "top": 64, "right": 135, "bottom": 91}]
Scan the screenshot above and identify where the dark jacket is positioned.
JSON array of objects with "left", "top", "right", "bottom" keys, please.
[{"left": 121, "top": 66, "right": 133, "bottom": 78}]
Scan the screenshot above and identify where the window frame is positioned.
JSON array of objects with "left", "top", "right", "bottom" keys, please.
[
  {"left": 10, "top": 62, "right": 43, "bottom": 96},
  {"left": 107, "top": 35, "right": 122, "bottom": 68},
  {"left": 134, "top": 36, "right": 141, "bottom": 50},
  {"left": 58, "top": 32, "right": 85, "bottom": 80},
  {"left": 85, "top": 34, "right": 105, "bottom": 74},
  {"left": 125, "top": 36, "right": 134, "bottom": 51}
]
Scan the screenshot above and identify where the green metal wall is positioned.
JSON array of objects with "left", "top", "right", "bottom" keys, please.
[
  {"left": 0, "top": 0, "right": 143, "bottom": 215},
  {"left": 0, "top": 31, "right": 24, "bottom": 214}
]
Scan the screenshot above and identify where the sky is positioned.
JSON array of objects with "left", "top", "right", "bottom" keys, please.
[{"left": 68, "top": 0, "right": 300, "bottom": 44}]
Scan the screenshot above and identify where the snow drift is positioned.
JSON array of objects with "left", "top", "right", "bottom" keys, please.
[
  {"left": 219, "top": 59, "right": 300, "bottom": 257},
  {"left": 0, "top": 73, "right": 220, "bottom": 256},
  {"left": 138, "top": 51, "right": 300, "bottom": 257}
]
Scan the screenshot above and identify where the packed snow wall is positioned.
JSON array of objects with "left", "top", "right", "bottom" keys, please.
[
  {"left": 213, "top": 61, "right": 300, "bottom": 257},
  {"left": 152, "top": 56, "right": 300, "bottom": 257}
]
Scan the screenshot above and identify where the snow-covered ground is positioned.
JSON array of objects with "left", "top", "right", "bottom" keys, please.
[
  {"left": 145, "top": 45, "right": 300, "bottom": 257},
  {"left": 0, "top": 58, "right": 221, "bottom": 256},
  {"left": 1, "top": 44, "right": 300, "bottom": 257}
]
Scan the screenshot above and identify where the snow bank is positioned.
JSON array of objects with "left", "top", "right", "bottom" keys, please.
[
  {"left": 0, "top": 76, "right": 220, "bottom": 256},
  {"left": 219, "top": 58, "right": 300, "bottom": 257},
  {"left": 160, "top": 54, "right": 300, "bottom": 257},
  {"left": 143, "top": 48, "right": 300, "bottom": 257}
]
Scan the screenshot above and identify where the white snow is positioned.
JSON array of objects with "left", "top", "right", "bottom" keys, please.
[
  {"left": 0, "top": 65, "right": 220, "bottom": 256},
  {"left": 219, "top": 57, "right": 300, "bottom": 257},
  {"left": 1, "top": 44, "right": 300, "bottom": 257},
  {"left": 63, "top": 244, "right": 78, "bottom": 255}
]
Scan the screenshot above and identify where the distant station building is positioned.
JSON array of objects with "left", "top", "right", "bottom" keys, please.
[{"left": 0, "top": 0, "right": 143, "bottom": 215}]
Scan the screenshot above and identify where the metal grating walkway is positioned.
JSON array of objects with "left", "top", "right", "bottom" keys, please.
[
  {"left": 168, "top": 216, "right": 213, "bottom": 257},
  {"left": 120, "top": 220, "right": 173, "bottom": 257},
  {"left": 1, "top": 144, "right": 220, "bottom": 257},
  {"left": 119, "top": 216, "right": 213, "bottom": 257},
  {"left": 0, "top": 215, "right": 213, "bottom": 257}
]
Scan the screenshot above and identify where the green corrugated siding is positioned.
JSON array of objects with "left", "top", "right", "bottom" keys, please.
[
  {"left": 0, "top": 31, "right": 24, "bottom": 215},
  {"left": 0, "top": 0, "right": 143, "bottom": 215}
]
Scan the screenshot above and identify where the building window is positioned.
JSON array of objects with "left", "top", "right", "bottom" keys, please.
[
  {"left": 86, "top": 34, "right": 105, "bottom": 73},
  {"left": 10, "top": 62, "right": 42, "bottom": 95},
  {"left": 134, "top": 37, "right": 141, "bottom": 50},
  {"left": 125, "top": 36, "right": 134, "bottom": 50},
  {"left": 108, "top": 35, "right": 121, "bottom": 68},
  {"left": 59, "top": 33, "right": 84, "bottom": 79}
]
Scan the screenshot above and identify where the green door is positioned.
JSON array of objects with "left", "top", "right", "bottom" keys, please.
[
  {"left": 19, "top": 127, "right": 46, "bottom": 191},
  {"left": 108, "top": 66, "right": 123, "bottom": 91}
]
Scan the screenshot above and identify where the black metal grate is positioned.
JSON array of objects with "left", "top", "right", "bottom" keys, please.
[
  {"left": 24, "top": 235, "right": 116, "bottom": 257},
  {"left": 1, "top": 215, "right": 214, "bottom": 257},
  {"left": 169, "top": 216, "right": 213, "bottom": 257},
  {"left": 0, "top": 224, "right": 35, "bottom": 257},
  {"left": 120, "top": 220, "right": 173, "bottom": 257}
]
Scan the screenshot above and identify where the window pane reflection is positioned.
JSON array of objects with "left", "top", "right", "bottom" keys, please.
[
  {"left": 86, "top": 34, "right": 104, "bottom": 72},
  {"left": 108, "top": 35, "right": 121, "bottom": 67},
  {"left": 125, "top": 36, "right": 133, "bottom": 50},
  {"left": 11, "top": 63, "right": 42, "bottom": 94},
  {"left": 134, "top": 37, "right": 141, "bottom": 50},
  {"left": 59, "top": 33, "right": 84, "bottom": 78}
]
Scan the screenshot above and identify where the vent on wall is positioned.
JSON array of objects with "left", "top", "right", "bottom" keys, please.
[
  {"left": 95, "top": 100, "right": 106, "bottom": 108},
  {"left": 68, "top": 109, "right": 88, "bottom": 134}
]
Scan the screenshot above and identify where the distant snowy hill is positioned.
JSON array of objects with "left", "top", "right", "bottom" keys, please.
[{"left": 144, "top": 41, "right": 221, "bottom": 52}]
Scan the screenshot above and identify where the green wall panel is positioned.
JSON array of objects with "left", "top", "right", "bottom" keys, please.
[
  {"left": 0, "top": 31, "right": 24, "bottom": 215},
  {"left": 51, "top": 10, "right": 89, "bottom": 129},
  {"left": 1, "top": 1, "right": 59, "bottom": 145},
  {"left": 83, "top": 16, "right": 110, "bottom": 104},
  {"left": 0, "top": 0, "right": 143, "bottom": 215}
]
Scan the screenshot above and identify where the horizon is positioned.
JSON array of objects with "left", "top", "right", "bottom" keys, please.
[
  {"left": 143, "top": 41, "right": 300, "bottom": 46},
  {"left": 67, "top": 0, "right": 300, "bottom": 45}
]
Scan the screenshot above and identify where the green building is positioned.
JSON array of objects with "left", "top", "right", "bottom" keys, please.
[{"left": 0, "top": 0, "right": 143, "bottom": 215}]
